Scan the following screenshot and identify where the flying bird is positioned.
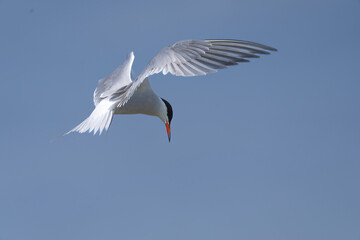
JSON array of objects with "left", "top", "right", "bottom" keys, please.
[{"left": 65, "top": 39, "right": 277, "bottom": 141}]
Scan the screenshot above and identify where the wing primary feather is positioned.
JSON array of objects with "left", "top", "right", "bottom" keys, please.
[
  {"left": 187, "top": 41, "right": 212, "bottom": 50},
  {"left": 162, "top": 64, "right": 170, "bottom": 75},
  {"left": 205, "top": 50, "right": 248, "bottom": 62},
  {"left": 190, "top": 60, "right": 217, "bottom": 73},
  {"left": 187, "top": 46, "right": 206, "bottom": 55},
  {"left": 209, "top": 47, "right": 261, "bottom": 58},
  {"left": 211, "top": 45, "right": 269, "bottom": 56},
  {"left": 211, "top": 43, "right": 271, "bottom": 54},
  {"left": 168, "top": 63, "right": 177, "bottom": 75},
  {"left": 207, "top": 39, "right": 277, "bottom": 52},
  {"left": 177, "top": 64, "right": 194, "bottom": 76},
  {"left": 174, "top": 53, "right": 190, "bottom": 63},
  {"left": 181, "top": 49, "right": 202, "bottom": 58},
  {"left": 171, "top": 63, "right": 185, "bottom": 76},
  {"left": 182, "top": 62, "right": 206, "bottom": 75},
  {"left": 201, "top": 54, "right": 237, "bottom": 66},
  {"left": 196, "top": 58, "right": 227, "bottom": 69}
]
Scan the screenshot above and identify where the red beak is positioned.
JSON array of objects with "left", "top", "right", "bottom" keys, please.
[{"left": 165, "top": 122, "right": 171, "bottom": 142}]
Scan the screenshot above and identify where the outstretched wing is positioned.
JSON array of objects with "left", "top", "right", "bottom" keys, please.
[
  {"left": 93, "top": 52, "right": 134, "bottom": 106},
  {"left": 111, "top": 39, "right": 277, "bottom": 107}
]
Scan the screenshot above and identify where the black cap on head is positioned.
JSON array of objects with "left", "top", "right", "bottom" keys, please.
[{"left": 161, "top": 98, "right": 173, "bottom": 124}]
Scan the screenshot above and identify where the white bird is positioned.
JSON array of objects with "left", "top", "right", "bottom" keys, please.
[{"left": 65, "top": 39, "right": 277, "bottom": 141}]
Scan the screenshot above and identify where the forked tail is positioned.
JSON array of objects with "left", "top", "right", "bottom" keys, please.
[{"left": 65, "top": 99, "right": 115, "bottom": 135}]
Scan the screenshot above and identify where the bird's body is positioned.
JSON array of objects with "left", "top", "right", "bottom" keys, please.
[
  {"left": 114, "top": 78, "right": 165, "bottom": 117},
  {"left": 65, "top": 39, "right": 276, "bottom": 141}
]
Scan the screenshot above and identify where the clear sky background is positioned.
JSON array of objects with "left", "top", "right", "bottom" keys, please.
[{"left": 1, "top": 0, "right": 359, "bottom": 239}]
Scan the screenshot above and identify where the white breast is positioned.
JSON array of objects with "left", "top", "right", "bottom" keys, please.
[{"left": 114, "top": 78, "right": 163, "bottom": 117}]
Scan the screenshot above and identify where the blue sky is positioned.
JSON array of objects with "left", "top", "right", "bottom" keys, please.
[{"left": 1, "top": 0, "right": 360, "bottom": 239}]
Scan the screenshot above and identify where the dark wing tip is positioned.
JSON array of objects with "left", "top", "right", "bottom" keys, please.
[{"left": 206, "top": 39, "right": 277, "bottom": 52}]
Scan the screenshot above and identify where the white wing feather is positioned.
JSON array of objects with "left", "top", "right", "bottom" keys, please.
[
  {"left": 66, "top": 53, "right": 134, "bottom": 135},
  {"left": 93, "top": 52, "right": 134, "bottom": 106},
  {"left": 110, "top": 39, "right": 277, "bottom": 107},
  {"left": 65, "top": 98, "right": 115, "bottom": 135}
]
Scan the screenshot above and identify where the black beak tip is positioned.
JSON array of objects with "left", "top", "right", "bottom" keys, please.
[{"left": 168, "top": 133, "right": 171, "bottom": 142}]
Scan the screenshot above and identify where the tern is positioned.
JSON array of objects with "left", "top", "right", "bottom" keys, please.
[{"left": 65, "top": 39, "right": 277, "bottom": 141}]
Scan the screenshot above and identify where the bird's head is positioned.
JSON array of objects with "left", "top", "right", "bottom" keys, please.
[{"left": 160, "top": 98, "right": 173, "bottom": 142}]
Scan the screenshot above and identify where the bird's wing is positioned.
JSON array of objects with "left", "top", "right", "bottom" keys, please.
[
  {"left": 93, "top": 52, "right": 134, "bottom": 106},
  {"left": 110, "top": 39, "right": 277, "bottom": 107}
]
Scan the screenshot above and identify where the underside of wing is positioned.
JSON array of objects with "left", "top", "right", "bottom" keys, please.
[
  {"left": 93, "top": 52, "right": 134, "bottom": 106},
  {"left": 111, "top": 39, "right": 277, "bottom": 107},
  {"left": 138, "top": 39, "right": 277, "bottom": 78}
]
